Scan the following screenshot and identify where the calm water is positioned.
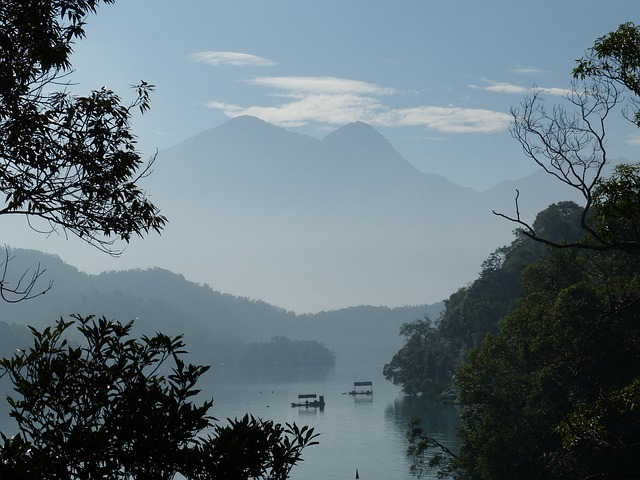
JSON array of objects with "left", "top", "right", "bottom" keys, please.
[
  {"left": 202, "top": 364, "right": 461, "bottom": 480},
  {"left": 0, "top": 364, "right": 461, "bottom": 479}
]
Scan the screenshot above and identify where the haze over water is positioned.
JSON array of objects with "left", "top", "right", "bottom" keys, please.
[{"left": 203, "top": 365, "right": 461, "bottom": 480}]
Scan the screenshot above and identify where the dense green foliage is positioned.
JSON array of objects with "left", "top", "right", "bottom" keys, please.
[
  {"left": 383, "top": 318, "right": 459, "bottom": 397},
  {"left": 384, "top": 201, "right": 585, "bottom": 398},
  {"left": 0, "top": 316, "right": 318, "bottom": 479},
  {"left": 456, "top": 245, "right": 640, "bottom": 479},
  {"left": 395, "top": 192, "right": 640, "bottom": 479},
  {"left": 388, "top": 22, "right": 640, "bottom": 480}
]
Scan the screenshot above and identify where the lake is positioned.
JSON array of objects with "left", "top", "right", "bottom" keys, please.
[
  {"left": 203, "top": 364, "right": 461, "bottom": 480},
  {"left": 0, "top": 362, "right": 461, "bottom": 479}
]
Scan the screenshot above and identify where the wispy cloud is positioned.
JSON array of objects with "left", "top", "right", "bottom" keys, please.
[
  {"left": 206, "top": 76, "right": 511, "bottom": 134},
  {"left": 208, "top": 93, "right": 386, "bottom": 128},
  {"left": 483, "top": 82, "right": 529, "bottom": 95},
  {"left": 513, "top": 65, "right": 547, "bottom": 75},
  {"left": 391, "top": 106, "right": 510, "bottom": 134},
  {"left": 189, "top": 51, "right": 276, "bottom": 67},
  {"left": 470, "top": 80, "right": 570, "bottom": 97},
  {"left": 245, "top": 76, "right": 397, "bottom": 96},
  {"left": 537, "top": 86, "right": 573, "bottom": 96}
]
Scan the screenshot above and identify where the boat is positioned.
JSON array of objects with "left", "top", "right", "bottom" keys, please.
[
  {"left": 348, "top": 381, "right": 373, "bottom": 396},
  {"left": 291, "top": 393, "right": 325, "bottom": 408}
]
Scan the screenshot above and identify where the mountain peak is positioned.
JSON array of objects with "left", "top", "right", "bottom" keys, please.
[
  {"left": 217, "top": 115, "right": 288, "bottom": 137},
  {"left": 222, "top": 115, "right": 272, "bottom": 128},
  {"left": 323, "top": 121, "right": 386, "bottom": 143},
  {"left": 321, "top": 121, "right": 418, "bottom": 177}
]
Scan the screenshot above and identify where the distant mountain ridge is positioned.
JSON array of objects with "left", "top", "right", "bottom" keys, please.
[
  {"left": 138, "top": 116, "right": 582, "bottom": 311},
  {"left": 0, "top": 249, "right": 441, "bottom": 367},
  {"left": 0, "top": 115, "right": 585, "bottom": 312}
]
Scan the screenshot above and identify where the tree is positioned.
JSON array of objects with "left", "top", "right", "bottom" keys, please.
[
  {"left": 0, "top": 0, "right": 166, "bottom": 300},
  {"left": 0, "top": 315, "right": 318, "bottom": 479},
  {"left": 573, "top": 22, "right": 640, "bottom": 124},
  {"left": 498, "top": 79, "right": 617, "bottom": 250},
  {"left": 591, "top": 163, "right": 640, "bottom": 247},
  {"left": 192, "top": 415, "right": 319, "bottom": 480},
  {"left": 437, "top": 242, "right": 526, "bottom": 352},
  {"left": 405, "top": 418, "right": 458, "bottom": 479},
  {"left": 383, "top": 203, "right": 589, "bottom": 478},
  {"left": 556, "top": 378, "right": 640, "bottom": 476},
  {"left": 453, "top": 22, "right": 640, "bottom": 480},
  {"left": 0, "top": 3, "right": 319, "bottom": 478},
  {"left": 438, "top": 203, "right": 584, "bottom": 356},
  {"left": 394, "top": 23, "right": 640, "bottom": 478},
  {"left": 383, "top": 202, "right": 583, "bottom": 402},
  {"left": 455, "top": 244, "right": 640, "bottom": 480},
  {"left": 496, "top": 23, "right": 640, "bottom": 257},
  {"left": 0, "top": 247, "right": 51, "bottom": 303},
  {"left": 383, "top": 318, "right": 459, "bottom": 397}
]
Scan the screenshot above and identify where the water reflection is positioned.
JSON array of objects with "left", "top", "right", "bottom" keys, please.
[
  {"left": 0, "top": 364, "right": 462, "bottom": 480},
  {"left": 385, "top": 395, "right": 462, "bottom": 453},
  {"left": 353, "top": 395, "right": 373, "bottom": 405}
]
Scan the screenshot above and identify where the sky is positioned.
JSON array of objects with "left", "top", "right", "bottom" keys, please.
[
  {"left": 70, "top": 1, "right": 640, "bottom": 191},
  {"left": 7, "top": 1, "right": 640, "bottom": 313}
]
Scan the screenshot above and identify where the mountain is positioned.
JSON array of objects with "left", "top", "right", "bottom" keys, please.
[
  {"left": 1, "top": 116, "right": 584, "bottom": 312},
  {"left": 135, "top": 116, "right": 581, "bottom": 312},
  {"left": 0, "top": 249, "right": 440, "bottom": 367}
]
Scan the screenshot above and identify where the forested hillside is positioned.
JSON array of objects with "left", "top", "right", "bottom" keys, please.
[
  {"left": 388, "top": 196, "right": 640, "bottom": 478},
  {"left": 0, "top": 249, "right": 439, "bottom": 367},
  {"left": 386, "top": 22, "right": 640, "bottom": 480}
]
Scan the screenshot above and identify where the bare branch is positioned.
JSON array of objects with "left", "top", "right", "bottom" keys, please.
[
  {"left": 0, "top": 246, "right": 52, "bottom": 303},
  {"left": 497, "top": 77, "right": 630, "bottom": 252}
]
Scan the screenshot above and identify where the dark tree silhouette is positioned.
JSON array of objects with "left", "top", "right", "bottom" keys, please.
[
  {"left": 0, "top": 316, "right": 318, "bottom": 479},
  {"left": 0, "top": 0, "right": 167, "bottom": 300},
  {"left": 495, "top": 23, "right": 640, "bottom": 255}
]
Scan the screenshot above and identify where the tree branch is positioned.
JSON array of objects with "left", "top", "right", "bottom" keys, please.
[{"left": 0, "top": 246, "right": 52, "bottom": 303}]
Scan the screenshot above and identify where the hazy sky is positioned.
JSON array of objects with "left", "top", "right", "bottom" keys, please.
[
  {"left": 9, "top": 2, "right": 640, "bottom": 313},
  {"left": 70, "top": 1, "right": 640, "bottom": 191}
]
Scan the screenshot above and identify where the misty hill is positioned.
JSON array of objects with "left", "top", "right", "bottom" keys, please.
[
  {"left": 134, "top": 115, "right": 582, "bottom": 312},
  {"left": 0, "top": 249, "right": 441, "bottom": 367},
  {"left": 1, "top": 116, "right": 586, "bottom": 313}
]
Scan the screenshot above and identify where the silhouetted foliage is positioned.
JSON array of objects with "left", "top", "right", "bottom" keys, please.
[
  {"left": 0, "top": 0, "right": 166, "bottom": 301},
  {"left": 383, "top": 318, "right": 459, "bottom": 397},
  {"left": 191, "top": 415, "right": 319, "bottom": 480},
  {"left": 452, "top": 22, "right": 640, "bottom": 480},
  {"left": 0, "top": 315, "right": 318, "bottom": 479},
  {"left": 385, "top": 202, "right": 582, "bottom": 399},
  {"left": 0, "top": 0, "right": 166, "bottom": 250},
  {"left": 0, "top": 3, "right": 321, "bottom": 478},
  {"left": 241, "top": 336, "right": 335, "bottom": 369},
  {"left": 498, "top": 22, "right": 640, "bottom": 255}
]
